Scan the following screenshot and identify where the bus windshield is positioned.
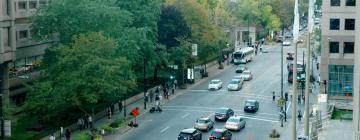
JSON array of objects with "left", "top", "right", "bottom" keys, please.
[{"left": 233, "top": 52, "right": 243, "bottom": 59}]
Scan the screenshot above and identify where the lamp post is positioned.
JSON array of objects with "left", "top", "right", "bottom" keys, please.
[{"left": 280, "top": 37, "right": 287, "bottom": 123}]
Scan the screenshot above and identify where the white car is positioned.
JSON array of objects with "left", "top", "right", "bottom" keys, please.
[
  {"left": 208, "top": 79, "right": 223, "bottom": 90},
  {"left": 240, "top": 70, "right": 253, "bottom": 81},
  {"left": 225, "top": 116, "right": 246, "bottom": 131},
  {"left": 282, "top": 41, "right": 291, "bottom": 46},
  {"left": 227, "top": 79, "right": 243, "bottom": 91}
]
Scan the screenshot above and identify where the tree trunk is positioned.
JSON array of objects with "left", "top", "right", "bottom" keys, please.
[{"left": 153, "top": 64, "right": 159, "bottom": 82}]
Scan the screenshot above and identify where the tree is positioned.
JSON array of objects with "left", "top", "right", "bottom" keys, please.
[{"left": 25, "top": 33, "right": 136, "bottom": 121}]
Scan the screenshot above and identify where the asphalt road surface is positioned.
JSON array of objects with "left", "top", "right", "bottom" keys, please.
[{"left": 117, "top": 44, "right": 297, "bottom": 140}]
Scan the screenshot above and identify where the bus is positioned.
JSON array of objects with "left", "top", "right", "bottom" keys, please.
[{"left": 233, "top": 47, "right": 255, "bottom": 65}]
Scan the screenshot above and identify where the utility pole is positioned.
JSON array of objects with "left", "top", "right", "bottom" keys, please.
[
  {"left": 305, "top": 30, "right": 311, "bottom": 138},
  {"left": 292, "top": 42, "right": 298, "bottom": 140},
  {"left": 143, "top": 56, "right": 147, "bottom": 110},
  {"left": 281, "top": 37, "right": 286, "bottom": 122}
]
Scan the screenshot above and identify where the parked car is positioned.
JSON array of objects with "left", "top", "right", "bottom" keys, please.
[
  {"left": 227, "top": 79, "right": 243, "bottom": 91},
  {"left": 244, "top": 100, "right": 259, "bottom": 113},
  {"left": 239, "top": 70, "right": 253, "bottom": 81},
  {"left": 194, "top": 117, "right": 214, "bottom": 132},
  {"left": 178, "top": 128, "right": 202, "bottom": 140},
  {"left": 209, "top": 128, "right": 232, "bottom": 140},
  {"left": 214, "top": 108, "right": 234, "bottom": 121},
  {"left": 208, "top": 79, "right": 223, "bottom": 90},
  {"left": 282, "top": 40, "right": 291, "bottom": 46},
  {"left": 235, "top": 65, "right": 246, "bottom": 73},
  {"left": 225, "top": 116, "right": 246, "bottom": 131}
]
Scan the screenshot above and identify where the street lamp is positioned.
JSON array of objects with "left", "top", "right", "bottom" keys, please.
[
  {"left": 137, "top": 47, "right": 147, "bottom": 110},
  {"left": 280, "top": 37, "right": 287, "bottom": 123}
]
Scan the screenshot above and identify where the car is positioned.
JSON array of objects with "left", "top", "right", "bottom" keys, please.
[
  {"left": 209, "top": 128, "right": 232, "bottom": 140},
  {"left": 225, "top": 116, "right": 246, "bottom": 131},
  {"left": 214, "top": 108, "right": 234, "bottom": 121},
  {"left": 244, "top": 100, "right": 259, "bottom": 113},
  {"left": 239, "top": 70, "right": 253, "bottom": 81},
  {"left": 208, "top": 79, "right": 223, "bottom": 90},
  {"left": 314, "top": 18, "right": 320, "bottom": 24},
  {"left": 227, "top": 79, "right": 243, "bottom": 91},
  {"left": 178, "top": 128, "right": 202, "bottom": 140},
  {"left": 235, "top": 65, "right": 246, "bottom": 73},
  {"left": 282, "top": 41, "right": 291, "bottom": 46},
  {"left": 285, "top": 33, "right": 292, "bottom": 38},
  {"left": 275, "top": 36, "right": 284, "bottom": 43},
  {"left": 194, "top": 117, "right": 214, "bottom": 132}
]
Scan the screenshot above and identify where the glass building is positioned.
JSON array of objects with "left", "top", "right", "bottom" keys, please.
[{"left": 328, "top": 65, "right": 354, "bottom": 97}]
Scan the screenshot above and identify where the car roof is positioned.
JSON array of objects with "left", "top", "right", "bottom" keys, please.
[
  {"left": 198, "top": 117, "right": 210, "bottom": 121},
  {"left": 229, "top": 116, "right": 241, "bottom": 119},
  {"left": 243, "top": 70, "right": 251, "bottom": 73},
  {"left": 213, "top": 128, "right": 227, "bottom": 132},
  {"left": 181, "top": 128, "right": 197, "bottom": 133},
  {"left": 217, "top": 107, "right": 230, "bottom": 110},
  {"left": 211, "top": 79, "right": 221, "bottom": 82},
  {"left": 231, "top": 79, "right": 240, "bottom": 81}
]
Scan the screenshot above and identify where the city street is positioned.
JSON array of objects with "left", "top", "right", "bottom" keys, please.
[{"left": 116, "top": 43, "right": 298, "bottom": 140}]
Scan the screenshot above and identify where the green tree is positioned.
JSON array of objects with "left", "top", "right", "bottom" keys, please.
[{"left": 25, "top": 33, "right": 136, "bottom": 121}]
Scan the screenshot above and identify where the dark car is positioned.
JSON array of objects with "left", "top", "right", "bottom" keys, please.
[
  {"left": 178, "top": 128, "right": 202, "bottom": 140},
  {"left": 235, "top": 65, "right": 246, "bottom": 73},
  {"left": 209, "top": 128, "right": 232, "bottom": 140},
  {"left": 214, "top": 108, "right": 234, "bottom": 121},
  {"left": 244, "top": 100, "right": 259, "bottom": 113}
]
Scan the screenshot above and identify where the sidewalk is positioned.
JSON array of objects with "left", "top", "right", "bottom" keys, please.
[{"left": 42, "top": 62, "right": 232, "bottom": 140}]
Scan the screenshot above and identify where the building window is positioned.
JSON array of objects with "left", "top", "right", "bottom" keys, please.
[
  {"left": 330, "top": 19, "right": 340, "bottom": 30},
  {"left": 345, "top": 19, "right": 355, "bottom": 30},
  {"left": 331, "top": 0, "right": 341, "bottom": 6},
  {"left": 18, "top": 2, "right": 26, "bottom": 10},
  {"left": 346, "top": 0, "right": 356, "bottom": 6},
  {"left": 19, "top": 30, "right": 28, "bottom": 39},
  {"left": 39, "top": 1, "right": 47, "bottom": 7},
  {"left": 329, "top": 42, "right": 339, "bottom": 53},
  {"left": 344, "top": 42, "right": 354, "bottom": 53},
  {"left": 328, "top": 65, "right": 353, "bottom": 97},
  {"left": 29, "top": 2, "right": 37, "bottom": 9}
]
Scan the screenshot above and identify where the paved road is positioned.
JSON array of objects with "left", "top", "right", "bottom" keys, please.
[{"left": 116, "top": 44, "right": 296, "bottom": 140}]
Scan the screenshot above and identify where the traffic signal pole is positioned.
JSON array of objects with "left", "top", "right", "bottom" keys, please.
[{"left": 292, "top": 42, "right": 298, "bottom": 140}]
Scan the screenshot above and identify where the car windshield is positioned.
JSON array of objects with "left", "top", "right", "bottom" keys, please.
[
  {"left": 229, "top": 80, "right": 238, "bottom": 84},
  {"left": 227, "top": 118, "right": 239, "bottom": 123},
  {"left": 196, "top": 119, "right": 207, "bottom": 123},
  {"left": 210, "top": 80, "right": 220, "bottom": 84},
  {"left": 237, "top": 65, "right": 245, "bottom": 69},
  {"left": 179, "top": 133, "right": 191, "bottom": 138},
  {"left": 246, "top": 101, "right": 255, "bottom": 106},
  {"left": 211, "top": 131, "right": 223, "bottom": 137},
  {"left": 216, "top": 109, "right": 227, "bottom": 114},
  {"left": 242, "top": 72, "right": 250, "bottom": 75}
]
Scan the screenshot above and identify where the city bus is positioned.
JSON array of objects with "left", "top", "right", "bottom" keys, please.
[{"left": 233, "top": 47, "right": 255, "bottom": 65}]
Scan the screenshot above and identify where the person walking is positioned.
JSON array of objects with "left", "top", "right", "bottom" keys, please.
[
  {"left": 77, "top": 118, "right": 83, "bottom": 131},
  {"left": 298, "top": 95, "right": 301, "bottom": 104},
  {"left": 272, "top": 91, "right": 276, "bottom": 102},
  {"left": 83, "top": 116, "right": 88, "bottom": 129},
  {"left": 107, "top": 107, "right": 112, "bottom": 119},
  {"left": 65, "top": 129, "right": 71, "bottom": 140},
  {"left": 110, "top": 104, "right": 115, "bottom": 115},
  {"left": 297, "top": 110, "right": 303, "bottom": 122},
  {"left": 88, "top": 115, "right": 93, "bottom": 129},
  {"left": 155, "top": 95, "right": 160, "bottom": 110},
  {"left": 149, "top": 90, "right": 154, "bottom": 102},
  {"left": 118, "top": 101, "right": 123, "bottom": 112},
  {"left": 49, "top": 133, "right": 56, "bottom": 140},
  {"left": 174, "top": 79, "right": 178, "bottom": 89}
]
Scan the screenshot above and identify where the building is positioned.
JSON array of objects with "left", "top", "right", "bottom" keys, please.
[
  {"left": 320, "top": 0, "right": 356, "bottom": 105},
  {"left": 233, "top": 26, "right": 256, "bottom": 48},
  {"left": 0, "top": 0, "right": 52, "bottom": 105},
  {"left": 353, "top": 0, "right": 360, "bottom": 138}
]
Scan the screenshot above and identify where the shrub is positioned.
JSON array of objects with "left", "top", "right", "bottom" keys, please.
[
  {"left": 269, "top": 129, "right": 280, "bottom": 138},
  {"left": 101, "top": 125, "right": 115, "bottom": 134},
  {"left": 74, "top": 133, "right": 91, "bottom": 140}
]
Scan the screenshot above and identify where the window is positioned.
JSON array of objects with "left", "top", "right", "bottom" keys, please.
[
  {"left": 2, "top": 28, "right": 9, "bottom": 47},
  {"left": 331, "top": 0, "right": 341, "bottom": 6},
  {"left": 18, "top": 2, "right": 26, "bottom": 10},
  {"left": 328, "top": 65, "right": 354, "bottom": 97},
  {"left": 39, "top": 1, "right": 47, "bottom": 7},
  {"left": 344, "top": 42, "right": 354, "bottom": 53},
  {"left": 345, "top": 19, "right": 355, "bottom": 30},
  {"left": 330, "top": 19, "right": 340, "bottom": 30},
  {"left": 29, "top": 2, "right": 37, "bottom": 9},
  {"left": 329, "top": 42, "right": 339, "bottom": 53},
  {"left": 346, "top": 0, "right": 356, "bottom": 6},
  {"left": 3, "top": 0, "right": 9, "bottom": 16},
  {"left": 19, "top": 30, "right": 28, "bottom": 39}
]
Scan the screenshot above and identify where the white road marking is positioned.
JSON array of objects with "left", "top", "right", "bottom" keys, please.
[
  {"left": 181, "top": 113, "right": 190, "bottom": 118},
  {"left": 286, "top": 101, "right": 291, "bottom": 114},
  {"left": 163, "top": 108, "right": 279, "bottom": 123},
  {"left": 160, "top": 126, "right": 170, "bottom": 133}
]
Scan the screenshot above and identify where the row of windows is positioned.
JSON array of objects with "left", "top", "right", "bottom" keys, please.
[
  {"left": 18, "top": 1, "right": 47, "bottom": 10},
  {"left": 329, "top": 41, "right": 354, "bottom": 53},
  {"left": 331, "top": 0, "right": 356, "bottom": 6},
  {"left": 328, "top": 65, "right": 353, "bottom": 97},
  {"left": 330, "top": 19, "right": 355, "bottom": 30}
]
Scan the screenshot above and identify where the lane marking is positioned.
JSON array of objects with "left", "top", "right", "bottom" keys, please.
[
  {"left": 181, "top": 113, "right": 190, "bottom": 118},
  {"left": 160, "top": 126, "right": 170, "bottom": 133},
  {"left": 164, "top": 105, "right": 278, "bottom": 116},
  {"left": 182, "top": 93, "right": 273, "bottom": 102},
  {"left": 187, "top": 90, "right": 272, "bottom": 97},
  {"left": 162, "top": 108, "right": 279, "bottom": 123}
]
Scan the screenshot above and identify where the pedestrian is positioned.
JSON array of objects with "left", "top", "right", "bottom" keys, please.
[
  {"left": 110, "top": 104, "right": 115, "bottom": 115},
  {"left": 174, "top": 79, "right": 178, "bottom": 89},
  {"left": 83, "top": 116, "right": 88, "bottom": 129},
  {"left": 107, "top": 107, "right": 112, "bottom": 119},
  {"left": 65, "top": 128, "right": 71, "bottom": 140},
  {"left": 298, "top": 95, "right": 301, "bottom": 104},
  {"left": 272, "top": 91, "right": 275, "bottom": 102},
  {"left": 155, "top": 95, "right": 160, "bottom": 109},
  {"left": 298, "top": 110, "right": 302, "bottom": 122},
  {"left": 50, "top": 133, "right": 56, "bottom": 140},
  {"left": 118, "top": 101, "right": 123, "bottom": 112},
  {"left": 149, "top": 90, "right": 154, "bottom": 102},
  {"left": 88, "top": 115, "right": 93, "bottom": 129},
  {"left": 77, "top": 118, "right": 83, "bottom": 131},
  {"left": 144, "top": 92, "right": 149, "bottom": 103},
  {"left": 156, "top": 86, "right": 160, "bottom": 94}
]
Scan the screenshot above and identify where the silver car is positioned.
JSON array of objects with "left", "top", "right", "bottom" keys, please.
[
  {"left": 194, "top": 117, "right": 214, "bottom": 132},
  {"left": 225, "top": 116, "right": 246, "bottom": 131},
  {"left": 227, "top": 79, "right": 243, "bottom": 91},
  {"left": 240, "top": 70, "right": 253, "bottom": 81}
]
